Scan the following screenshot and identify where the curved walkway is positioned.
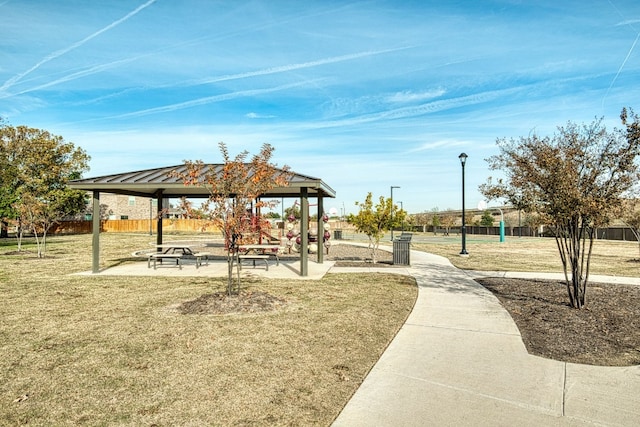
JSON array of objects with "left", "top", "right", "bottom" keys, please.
[{"left": 332, "top": 249, "right": 640, "bottom": 426}]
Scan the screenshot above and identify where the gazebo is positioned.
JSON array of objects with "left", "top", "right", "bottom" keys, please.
[{"left": 69, "top": 164, "right": 336, "bottom": 276}]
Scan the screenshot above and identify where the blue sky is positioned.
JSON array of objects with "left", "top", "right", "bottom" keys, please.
[{"left": 1, "top": 1, "right": 639, "bottom": 215}]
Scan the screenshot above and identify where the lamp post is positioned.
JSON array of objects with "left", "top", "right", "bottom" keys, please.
[
  {"left": 458, "top": 153, "right": 469, "bottom": 255},
  {"left": 390, "top": 185, "right": 400, "bottom": 240}
]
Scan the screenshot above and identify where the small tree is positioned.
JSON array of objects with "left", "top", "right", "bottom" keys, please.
[
  {"left": 439, "top": 210, "right": 456, "bottom": 236},
  {"left": 17, "top": 189, "right": 87, "bottom": 257},
  {"left": 171, "top": 142, "right": 291, "bottom": 295},
  {"left": 480, "top": 210, "right": 494, "bottom": 227},
  {"left": 410, "top": 212, "right": 428, "bottom": 232},
  {"left": 481, "top": 112, "right": 640, "bottom": 308},
  {"left": 346, "top": 193, "right": 406, "bottom": 263},
  {"left": 284, "top": 204, "right": 301, "bottom": 221},
  {"left": 428, "top": 207, "right": 442, "bottom": 235}
]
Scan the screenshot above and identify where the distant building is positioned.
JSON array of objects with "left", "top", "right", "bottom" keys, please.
[{"left": 98, "top": 193, "right": 157, "bottom": 220}]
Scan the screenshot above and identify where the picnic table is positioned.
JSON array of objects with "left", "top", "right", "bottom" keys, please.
[
  {"left": 147, "top": 243, "right": 211, "bottom": 269},
  {"left": 237, "top": 244, "right": 281, "bottom": 270},
  {"left": 154, "top": 243, "right": 196, "bottom": 255}
]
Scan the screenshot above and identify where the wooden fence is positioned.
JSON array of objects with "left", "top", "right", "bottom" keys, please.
[
  {"left": 50, "top": 219, "right": 222, "bottom": 235},
  {"left": 49, "top": 219, "right": 352, "bottom": 238}
]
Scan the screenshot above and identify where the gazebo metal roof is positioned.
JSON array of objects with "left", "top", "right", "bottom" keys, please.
[{"left": 69, "top": 164, "right": 336, "bottom": 199}]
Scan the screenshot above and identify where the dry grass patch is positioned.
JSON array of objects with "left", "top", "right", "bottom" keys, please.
[
  {"left": 0, "top": 234, "right": 416, "bottom": 426},
  {"left": 411, "top": 235, "right": 640, "bottom": 277}
]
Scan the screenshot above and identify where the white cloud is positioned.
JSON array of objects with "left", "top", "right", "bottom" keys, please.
[
  {"left": 246, "top": 112, "right": 276, "bottom": 119},
  {"left": 408, "top": 139, "right": 467, "bottom": 153},
  {"left": 386, "top": 89, "right": 446, "bottom": 103},
  {"left": 615, "top": 19, "right": 640, "bottom": 26}
]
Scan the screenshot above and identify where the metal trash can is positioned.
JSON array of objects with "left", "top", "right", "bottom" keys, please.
[
  {"left": 333, "top": 230, "right": 343, "bottom": 240},
  {"left": 393, "top": 232, "right": 412, "bottom": 265}
]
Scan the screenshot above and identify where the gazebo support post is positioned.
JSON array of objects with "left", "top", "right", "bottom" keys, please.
[
  {"left": 300, "top": 187, "right": 309, "bottom": 276},
  {"left": 317, "top": 195, "right": 324, "bottom": 264},
  {"left": 91, "top": 190, "right": 100, "bottom": 273},
  {"left": 156, "top": 191, "right": 163, "bottom": 248}
]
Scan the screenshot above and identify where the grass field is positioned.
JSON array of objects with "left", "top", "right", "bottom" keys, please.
[
  {"left": 0, "top": 233, "right": 416, "bottom": 426},
  {"left": 1, "top": 231, "right": 638, "bottom": 425}
]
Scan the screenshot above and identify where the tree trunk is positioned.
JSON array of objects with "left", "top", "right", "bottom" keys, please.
[{"left": 554, "top": 219, "right": 594, "bottom": 309}]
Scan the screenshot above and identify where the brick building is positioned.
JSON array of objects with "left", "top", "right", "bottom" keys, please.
[{"left": 90, "top": 193, "right": 157, "bottom": 220}]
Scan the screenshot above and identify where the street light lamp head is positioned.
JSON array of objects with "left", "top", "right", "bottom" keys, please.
[{"left": 458, "top": 152, "right": 468, "bottom": 166}]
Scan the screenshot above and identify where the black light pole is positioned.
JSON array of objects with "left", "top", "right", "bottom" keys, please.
[
  {"left": 459, "top": 153, "right": 469, "bottom": 255},
  {"left": 390, "top": 185, "right": 400, "bottom": 240}
]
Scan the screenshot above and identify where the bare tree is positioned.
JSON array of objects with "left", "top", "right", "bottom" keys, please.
[{"left": 481, "top": 112, "right": 640, "bottom": 308}]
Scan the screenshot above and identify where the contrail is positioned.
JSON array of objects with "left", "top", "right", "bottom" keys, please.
[
  {"left": 111, "top": 80, "right": 319, "bottom": 119},
  {"left": 601, "top": 30, "right": 640, "bottom": 111},
  {"left": 1, "top": 56, "right": 143, "bottom": 99},
  {"left": 190, "top": 46, "right": 414, "bottom": 86},
  {"left": 602, "top": 0, "right": 639, "bottom": 111},
  {"left": 0, "top": 0, "right": 156, "bottom": 91}
]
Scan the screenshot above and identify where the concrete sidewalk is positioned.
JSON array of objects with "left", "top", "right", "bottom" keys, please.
[{"left": 332, "top": 250, "right": 640, "bottom": 426}]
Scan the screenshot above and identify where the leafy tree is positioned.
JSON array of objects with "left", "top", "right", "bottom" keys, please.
[
  {"left": 431, "top": 208, "right": 441, "bottom": 231},
  {"left": 0, "top": 119, "right": 16, "bottom": 237},
  {"left": 504, "top": 210, "right": 519, "bottom": 236},
  {"left": 410, "top": 211, "right": 431, "bottom": 232},
  {"left": 346, "top": 192, "right": 406, "bottom": 262},
  {"left": 439, "top": 210, "right": 456, "bottom": 236},
  {"left": 480, "top": 210, "right": 494, "bottom": 227},
  {"left": 171, "top": 142, "right": 291, "bottom": 295},
  {"left": 523, "top": 212, "right": 544, "bottom": 236},
  {"left": 480, "top": 113, "right": 640, "bottom": 309},
  {"left": 0, "top": 124, "right": 89, "bottom": 253},
  {"left": 264, "top": 211, "right": 281, "bottom": 219},
  {"left": 284, "top": 204, "right": 300, "bottom": 221}
]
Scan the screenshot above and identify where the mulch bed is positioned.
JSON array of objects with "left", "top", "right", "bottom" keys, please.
[
  {"left": 178, "top": 290, "right": 288, "bottom": 315},
  {"left": 477, "top": 277, "right": 640, "bottom": 366}
]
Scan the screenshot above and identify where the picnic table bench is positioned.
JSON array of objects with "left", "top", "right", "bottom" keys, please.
[
  {"left": 192, "top": 252, "right": 212, "bottom": 268},
  {"left": 238, "top": 244, "right": 281, "bottom": 266},
  {"left": 147, "top": 253, "right": 183, "bottom": 269},
  {"left": 238, "top": 254, "right": 270, "bottom": 270}
]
